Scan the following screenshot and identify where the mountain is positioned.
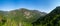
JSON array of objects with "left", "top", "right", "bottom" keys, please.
[
  {"left": 0, "top": 8, "right": 47, "bottom": 26},
  {"left": 32, "top": 6, "right": 60, "bottom": 26},
  {"left": 8, "top": 8, "right": 46, "bottom": 24}
]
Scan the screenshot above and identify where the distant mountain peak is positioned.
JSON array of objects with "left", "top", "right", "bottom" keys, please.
[{"left": 20, "top": 8, "right": 28, "bottom": 10}]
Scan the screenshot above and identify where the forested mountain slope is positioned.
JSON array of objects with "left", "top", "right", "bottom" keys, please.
[
  {"left": 0, "top": 8, "right": 46, "bottom": 26},
  {"left": 32, "top": 6, "right": 60, "bottom": 26}
]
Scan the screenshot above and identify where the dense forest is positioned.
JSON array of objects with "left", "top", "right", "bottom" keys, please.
[
  {"left": 32, "top": 6, "right": 60, "bottom": 26},
  {"left": 0, "top": 6, "right": 60, "bottom": 26}
]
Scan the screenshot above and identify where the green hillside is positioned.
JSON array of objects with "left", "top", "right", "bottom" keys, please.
[
  {"left": 32, "top": 6, "right": 60, "bottom": 26},
  {"left": 0, "top": 8, "right": 46, "bottom": 26}
]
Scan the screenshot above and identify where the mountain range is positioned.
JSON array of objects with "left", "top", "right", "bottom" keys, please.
[
  {"left": 0, "top": 6, "right": 60, "bottom": 26},
  {"left": 0, "top": 8, "right": 46, "bottom": 26}
]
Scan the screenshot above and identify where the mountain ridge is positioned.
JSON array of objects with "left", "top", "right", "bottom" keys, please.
[
  {"left": 0, "top": 8, "right": 47, "bottom": 26},
  {"left": 32, "top": 6, "right": 60, "bottom": 26}
]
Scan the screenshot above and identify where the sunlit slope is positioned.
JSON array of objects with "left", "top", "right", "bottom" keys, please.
[{"left": 0, "top": 8, "right": 46, "bottom": 26}]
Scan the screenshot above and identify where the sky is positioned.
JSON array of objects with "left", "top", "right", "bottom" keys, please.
[{"left": 0, "top": 0, "right": 60, "bottom": 13}]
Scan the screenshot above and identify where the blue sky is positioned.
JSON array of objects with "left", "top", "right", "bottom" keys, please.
[{"left": 0, "top": 0, "right": 60, "bottom": 13}]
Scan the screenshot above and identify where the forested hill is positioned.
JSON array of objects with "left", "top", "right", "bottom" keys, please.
[
  {"left": 8, "top": 8, "right": 46, "bottom": 23},
  {"left": 32, "top": 6, "right": 60, "bottom": 26},
  {"left": 0, "top": 8, "right": 46, "bottom": 26}
]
